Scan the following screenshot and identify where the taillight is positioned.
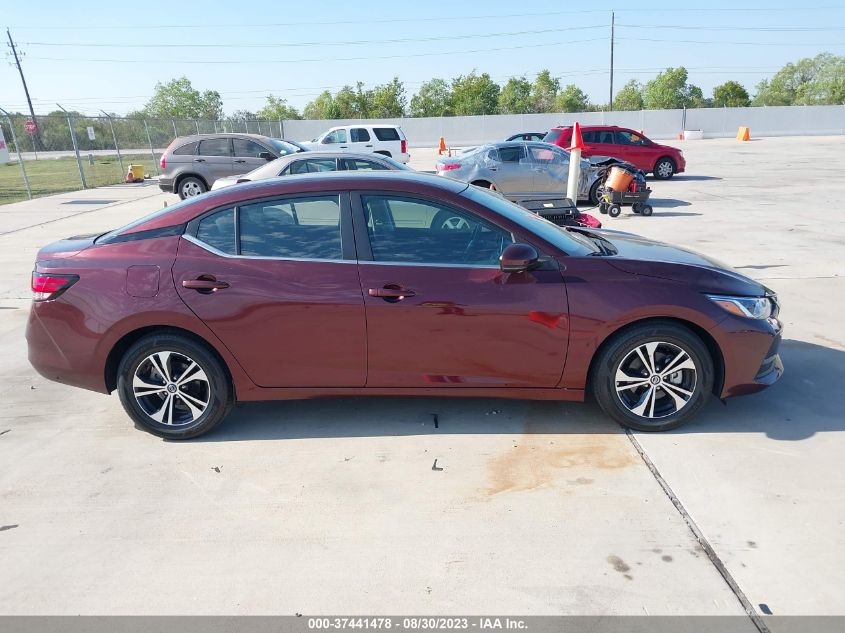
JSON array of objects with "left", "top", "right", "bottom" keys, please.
[
  {"left": 400, "top": 139, "right": 407, "bottom": 154},
  {"left": 437, "top": 163, "right": 461, "bottom": 171},
  {"left": 160, "top": 156, "right": 166, "bottom": 170},
  {"left": 31, "top": 272, "right": 79, "bottom": 301}
]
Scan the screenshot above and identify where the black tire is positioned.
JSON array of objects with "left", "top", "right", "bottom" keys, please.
[
  {"left": 598, "top": 203, "right": 609, "bottom": 215},
  {"left": 640, "top": 204, "right": 654, "bottom": 216},
  {"left": 589, "top": 180, "right": 603, "bottom": 206},
  {"left": 632, "top": 203, "right": 643, "bottom": 214},
  {"left": 653, "top": 157, "right": 676, "bottom": 180},
  {"left": 590, "top": 322, "right": 714, "bottom": 432},
  {"left": 608, "top": 205, "right": 622, "bottom": 218},
  {"left": 177, "top": 176, "right": 207, "bottom": 200},
  {"left": 117, "top": 333, "right": 233, "bottom": 439}
]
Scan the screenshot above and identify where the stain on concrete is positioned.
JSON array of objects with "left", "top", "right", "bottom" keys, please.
[
  {"left": 748, "top": 540, "right": 758, "bottom": 548},
  {"left": 0, "top": 429, "right": 10, "bottom": 436},
  {"left": 607, "top": 555, "right": 630, "bottom": 573},
  {"left": 568, "top": 477, "right": 594, "bottom": 485},
  {"left": 484, "top": 405, "right": 637, "bottom": 496},
  {"left": 661, "top": 555, "right": 673, "bottom": 562},
  {"left": 0, "top": 524, "right": 19, "bottom": 532}
]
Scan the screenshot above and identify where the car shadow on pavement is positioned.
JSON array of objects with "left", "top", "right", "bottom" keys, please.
[
  {"left": 670, "top": 175, "right": 723, "bottom": 182},
  {"left": 649, "top": 198, "right": 692, "bottom": 208},
  {"left": 192, "top": 339, "right": 843, "bottom": 443}
]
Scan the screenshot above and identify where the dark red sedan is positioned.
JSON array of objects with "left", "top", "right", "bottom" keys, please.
[{"left": 27, "top": 172, "right": 782, "bottom": 439}]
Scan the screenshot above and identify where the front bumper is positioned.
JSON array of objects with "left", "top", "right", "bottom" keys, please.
[{"left": 714, "top": 315, "right": 784, "bottom": 398}]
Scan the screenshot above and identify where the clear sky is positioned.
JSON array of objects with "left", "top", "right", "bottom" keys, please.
[{"left": 2, "top": 0, "right": 844, "bottom": 117}]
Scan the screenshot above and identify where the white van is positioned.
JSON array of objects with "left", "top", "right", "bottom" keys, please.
[{"left": 302, "top": 125, "right": 410, "bottom": 163}]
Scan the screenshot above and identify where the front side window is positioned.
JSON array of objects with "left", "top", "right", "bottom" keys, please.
[
  {"left": 322, "top": 129, "right": 347, "bottom": 144},
  {"left": 196, "top": 208, "right": 236, "bottom": 255},
  {"left": 498, "top": 145, "right": 527, "bottom": 163},
  {"left": 197, "top": 138, "right": 232, "bottom": 157},
  {"left": 361, "top": 195, "right": 513, "bottom": 266},
  {"left": 597, "top": 130, "right": 615, "bottom": 144},
  {"left": 581, "top": 131, "right": 598, "bottom": 144},
  {"left": 616, "top": 131, "right": 648, "bottom": 146},
  {"left": 239, "top": 196, "right": 342, "bottom": 260},
  {"left": 232, "top": 138, "right": 270, "bottom": 158},
  {"left": 288, "top": 158, "right": 338, "bottom": 175},
  {"left": 350, "top": 128, "right": 371, "bottom": 142}
]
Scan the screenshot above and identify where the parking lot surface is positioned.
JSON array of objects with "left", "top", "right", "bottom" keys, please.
[{"left": 0, "top": 137, "right": 843, "bottom": 621}]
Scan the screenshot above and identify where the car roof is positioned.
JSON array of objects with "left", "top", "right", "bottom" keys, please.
[
  {"left": 122, "top": 172, "right": 466, "bottom": 235},
  {"left": 171, "top": 133, "right": 275, "bottom": 142},
  {"left": 551, "top": 125, "right": 621, "bottom": 130}
]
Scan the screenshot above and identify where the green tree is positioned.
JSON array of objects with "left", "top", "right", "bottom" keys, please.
[
  {"left": 712, "top": 81, "right": 750, "bottom": 107},
  {"left": 555, "top": 84, "right": 591, "bottom": 112},
  {"left": 303, "top": 91, "right": 335, "bottom": 119},
  {"left": 531, "top": 69, "right": 560, "bottom": 113},
  {"left": 643, "top": 67, "right": 704, "bottom": 109},
  {"left": 409, "top": 78, "right": 453, "bottom": 117},
  {"left": 612, "top": 80, "right": 644, "bottom": 111},
  {"left": 256, "top": 95, "right": 301, "bottom": 120},
  {"left": 333, "top": 85, "right": 361, "bottom": 118},
  {"left": 498, "top": 76, "right": 532, "bottom": 114},
  {"left": 143, "top": 77, "right": 223, "bottom": 119},
  {"left": 228, "top": 110, "right": 256, "bottom": 122},
  {"left": 754, "top": 53, "right": 845, "bottom": 105},
  {"left": 370, "top": 78, "right": 406, "bottom": 118},
  {"left": 450, "top": 71, "right": 500, "bottom": 115}
]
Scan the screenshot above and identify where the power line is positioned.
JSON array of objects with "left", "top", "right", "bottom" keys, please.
[
  {"left": 23, "top": 37, "right": 609, "bottom": 65},
  {"left": 618, "top": 23, "right": 845, "bottom": 31},
  {"left": 617, "top": 36, "right": 845, "bottom": 46},
  {"left": 24, "top": 25, "right": 606, "bottom": 49}
]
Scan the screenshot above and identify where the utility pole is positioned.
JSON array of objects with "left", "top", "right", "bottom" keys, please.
[
  {"left": 609, "top": 12, "right": 615, "bottom": 111},
  {"left": 6, "top": 28, "right": 44, "bottom": 151}
]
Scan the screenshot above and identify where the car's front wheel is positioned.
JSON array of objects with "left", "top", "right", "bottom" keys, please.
[
  {"left": 653, "top": 157, "right": 676, "bottom": 180},
  {"left": 117, "top": 333, "right": 233, "bottom": 439},
  {"left": 591, "top": 322, "right": 713, "bottom": 432}
]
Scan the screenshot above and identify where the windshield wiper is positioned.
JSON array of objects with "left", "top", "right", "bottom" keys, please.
[{"left": 566, "top": 227, "right": 618, "bottom": 256}]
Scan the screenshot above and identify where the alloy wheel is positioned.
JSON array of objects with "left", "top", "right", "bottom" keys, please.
[
  {"left": 132, "top": 351, "right": 210, "bottom": 426},
  {"left": 656, "top": 160, "right": 674, "bottom": 178},
  {"left": 181, "top": 181, "right": 203, "bottom": 197},
  {"left": 440, "top": 216, "right": 471, "bottom": 230},
  {"left": 614, "top": 341, "right": 697, "bottom": 419}
]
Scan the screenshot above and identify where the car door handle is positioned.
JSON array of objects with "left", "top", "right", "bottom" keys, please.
[
  {"left": 488, "top": 166, "right": 498, "bottom": 171},
  {"left": 234, "top": 159, "right": 246, "bottom": 163},
  {"left": 369, "top": 285, "right": 415, "bottom": 300},
  {"left": 182, "top": 277, "right": 229, "bottom": 292},
  {"left": 365, "top": 144, "right": 373, "bottom": 148},
  {"left": 339, "top": 145, "right": 348, "bottom": 149},
  {"left": 195, "top": 158, "right": 206, "bottom": 162}
]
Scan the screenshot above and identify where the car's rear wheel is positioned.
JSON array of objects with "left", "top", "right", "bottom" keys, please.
[
  {"left": 117, "top": 333, "right": 233, "bottom": 439},
  {"left": 589, "top": 180, "right": 603, "bottom": 206},
  {"left": 591, "top": 322, "right": 713, "bottom": 432},
  {"left": 178, "top": 176, "right": 207, "bottom": 199},
  {"left": 653, "top": 157, "right": 676, "bottom": 180}
]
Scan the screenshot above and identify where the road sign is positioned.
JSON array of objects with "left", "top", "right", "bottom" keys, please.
[
  {"left": 25, "top": 119, "right": 37, "bottom": 135},
  {"left": 87, "top": 126, "right": 95, "bottom": 141}
]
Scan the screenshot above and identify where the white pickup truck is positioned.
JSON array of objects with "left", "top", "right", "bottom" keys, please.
[{"left": 301, "top": 125, "right": 410, "bottom": 163}]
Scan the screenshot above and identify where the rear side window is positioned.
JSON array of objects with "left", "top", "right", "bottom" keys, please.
[
  {"left": 173, "top": 141, "right": 199, "bottom": 156},
  {"left": 239, "top": 196, "right": 342, "bottom": 260},
  {"left": 350, "top": 128, "right": 371, "bottom": 142},
  {"left": 198, "top": 138, "right": 231, "bottom": 157},
  {"left": 498, "top": 146, "right": 527, "bottom": 163},
  {"left": 373, "top": 127, "right": 400, "bottom": 141},
  {"left": 232, "top": 138, "right": 270, "bottom": 158},
  {"left": 581, "top": 131, "right": 598, "bottom": 143},
  {"left": 342, "top": 158, "right": 388, "bottom": 171},
  {"left": 196, "top": 208, "right": 236, "bottom": 255},
  {"left": 288, "top": 158, "right": 338, "bottom": 175}
]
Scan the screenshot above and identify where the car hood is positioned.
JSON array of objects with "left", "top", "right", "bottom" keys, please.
[
  {"left": 211, "top": 175, "right": 249, "bottom": 190},
  {"left": 596, "top": 230, "right": 767, "bottom": 295}
]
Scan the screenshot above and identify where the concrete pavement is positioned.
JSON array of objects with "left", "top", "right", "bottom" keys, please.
[{"left": 0, "top": 136, "right": 843, "bottom": 621}]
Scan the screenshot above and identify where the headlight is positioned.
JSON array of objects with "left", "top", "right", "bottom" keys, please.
[{"left": 706, "top": 294, "right": 772, "bottom": 319}]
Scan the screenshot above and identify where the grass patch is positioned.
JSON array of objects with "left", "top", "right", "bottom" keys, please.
[{"left": 0, "top": 153, "right": 159, "bottom": 206}]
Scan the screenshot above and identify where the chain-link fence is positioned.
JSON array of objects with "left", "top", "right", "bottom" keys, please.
[{"left": 0, "top": 111, "right": 289, "bottom": 205}]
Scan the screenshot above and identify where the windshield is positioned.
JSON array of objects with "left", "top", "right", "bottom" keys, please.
[
  {"left": 461, "top": 186, "right": 597, "bottom": 256},
  {"left": 268, "top": 139, "right": 305, "bottom": 155},
  {"left": 543, "top": 129, "right": 563, "bottom": 143}
]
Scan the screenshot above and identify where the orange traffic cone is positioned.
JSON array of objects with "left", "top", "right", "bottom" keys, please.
[
  {"left": 438, "top": 136, "right": 447, "bottom": 155},
  {"left": 736, "top": 127, "right": 750, "bottom": 141}
]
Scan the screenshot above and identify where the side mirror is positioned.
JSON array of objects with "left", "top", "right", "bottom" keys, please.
[
  {"left": 499, "top": 243, "right": 540, "bottom": 273},
  {"left": 259, "top": 151, "right": 274, "bottom": 161}
]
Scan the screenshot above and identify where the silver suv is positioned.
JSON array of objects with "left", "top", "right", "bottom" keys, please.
[{"left": 159, "top": 133, "right": 306, "bottom": 199}]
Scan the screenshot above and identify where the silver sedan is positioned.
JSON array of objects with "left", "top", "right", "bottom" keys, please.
[
  {"left": 435, "top": 141, "right": 602, "bottom": 205},
  {"left": 211, "top": 151, "right": 411, "bottom": 191}
]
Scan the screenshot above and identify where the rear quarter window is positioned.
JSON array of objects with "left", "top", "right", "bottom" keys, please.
[
  {"left": 173, "top": 141, "right": 199, "bottom": 156},
  {"left": 373, "top": 127, "right": 401, "bottom": 141}
]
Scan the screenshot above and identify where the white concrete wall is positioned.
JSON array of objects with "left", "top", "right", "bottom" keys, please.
[{"left": 281, "top": 105, "right": 845, "bottom": 147}]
